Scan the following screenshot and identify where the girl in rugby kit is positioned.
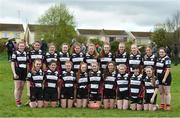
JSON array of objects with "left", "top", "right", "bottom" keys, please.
[
  {"left": 143, "top": 46, "right": 157, "bottom": 73},
  {"left": 99, "top": 42, "right": 113, "bottom": 72},
  {"left": 44, "top": 43, "right": 58, "bottom": 69},
  {"left": 58, "top": 43, "right": 70, "bottom": 73},
  {"left": 70, "top": 43, "right": 84, "bottom": 73},
  {"left": 84, "top": 43, "right": 99, "bottom": 71},
  {"left": 114, "top": 43, "right": 129, "bottom": 69},
  {"left": 143, "top": 66, "right": 159, "bottom": 111},
  {"left": 76, "top": 62, "right": 89, "bottom": 108},
  {"left": 27, "top": 59, "right": 44, "bottom": 108},
  {"left": 44, "top": 60, "right": 60, "bottom": 108},
  {"left": 103, "top": 62, "right": 117, "bottom": 109},
  {"left": 88, "top": 61, "right": 102, "bottom": 109},
  {"left": 116, "top": 64, "right": 130, "bottom": 110},
  {"left": 129, "top": 66, "right": 143, "bottom": 111},
  {"left": 156, "top": 48, "right": 172, "bottom": 110},
  {"left": 11, "top": 41, "right": 28, "bottom": 107},
  {"left": 60, "top": 61, "right": 76, "bottom": 108},
  {"left": 128, "top": 44, "right": 142, "bottom": 74}
]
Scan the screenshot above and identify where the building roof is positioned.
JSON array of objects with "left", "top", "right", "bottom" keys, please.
[
  {"left": 27, "top": 24, "right": 54, "bottom": 32},
  {"left": 77, "top": 29, "right": 127, "bottom": 35},
  {"left": 0, "top": 23, "right": 24, "bottom": 31},
  {"left": 131, "top": 31, "right": 152, "bottom": 37}
]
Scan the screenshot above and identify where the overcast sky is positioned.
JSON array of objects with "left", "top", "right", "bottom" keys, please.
[{"left": 0, "top": 0, "right": 180, "bottom": 31}]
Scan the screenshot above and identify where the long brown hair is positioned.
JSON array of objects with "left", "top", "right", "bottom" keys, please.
[
  {"left": 87, "top": 43, "right": 99, "bottom": 58},
  {"left": 76, "top": 62, "right": 87, "bottom": 81},
  {"left": 70, "top": 42, "right": 81, "bottom": 54},
  {"left": 31, "top": 59, "right": 42, "bottom": 74},
  {"left": 104, "top": 61, "right": 116, "bottom": 80},
  {"left": 145, "top": 66, "right": 156, "bottom": 86},
  {"left": 99, "top": 42, "right": 111, "bottom": 58}
]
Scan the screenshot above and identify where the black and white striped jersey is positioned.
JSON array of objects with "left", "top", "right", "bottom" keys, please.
[
  {"left": 76, "top": 72, "right": 89, "bottom": 89},
  {"left": 143, "top": 76, "right": 159, "bottom": 94},
  {"left": 28, "top": 49, "right": 44, "bottom": 63},
  {"left": 155, "top": 55, "right": 171, "bottom": 75},
  {"left": 70, "top": 52, "right": 84, "bottom": 72},
  {"left": 27, "top": 69, "right": 44, "bottom": 88},
  {"left": 143, "top": 54, "right": 156, "bottom": 69},
  {"left": 44, "top": 69, "right": 59, "bottom": 89},
  {"left": 116, "top": 73, "right": 130, "bottom": 92},
  {"left": 11, "top": 50, "right": 28, "bottom": 69},
  {"left": 84, "top": 53, "right": 98, "bottom": 71},
  {"left": 61, "top": 70, "right": 76, "bottom": 88},
  {"left": 44, "top": 52, "right": 58, "bottom": 65},
  {"left": 114, "top": 51, "right": 129, "bottom": 66},
  {"left": 128, "top": 53, "right": 142, "bottom": 72},
  {"left": 89, "top": 70, "right": 102, "bottom": 95},
  {"left": 58, "top": 52, "right": 70, "bottom": 71},
  {"left": 100, "top": 52, "right": 113, "bottom": 70},
  {"left": 103, "top": 71, "right": 116, "bottom": 90},
  {"left": 129, "top": 74, "right": 143, "bottom": 99}
]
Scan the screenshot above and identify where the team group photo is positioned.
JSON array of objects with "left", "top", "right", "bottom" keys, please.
[{"left": 0, "top": 0, "right": 180, "bottom": 117}]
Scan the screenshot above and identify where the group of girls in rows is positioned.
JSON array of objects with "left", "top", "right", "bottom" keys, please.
[{"left": 10, "top": 40, "right": 172, "bottom": 111}]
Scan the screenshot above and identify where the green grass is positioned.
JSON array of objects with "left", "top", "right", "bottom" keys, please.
[{"left": 0, "top": 53, "right": 180, "bottom": 117}]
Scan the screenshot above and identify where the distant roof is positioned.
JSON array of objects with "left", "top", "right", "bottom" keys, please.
[
  {"left": 0, "top": 23, "right": 24, "bottom": 31},
  {"left": 27, "top": 24, "right": 54, "bottom": 32},
  {"left": 131, "top": 31, "right": 152, "bottom": 37},
  {"left": 77, "top": 29, "right": 127, "bottom": 35}
]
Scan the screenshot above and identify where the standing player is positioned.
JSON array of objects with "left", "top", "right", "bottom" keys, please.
[
  {"left": 128, "top": 44, "right": 142, "bottom": 74},
  {"left": 70, "top": 43, "right": 84, "bottom": 73},
  {"left": 99, "top": 42, "right": 113, "bottom": 72},
  {"left": 27, "top": 59, "right": 44, "bottom": 108},
  {"left": 11, "top": 41, "right": 28, "bottom": 107},
  {"left": 58, "top": 43, "right": 70, "bottom": 73},
  {"left": 156, "top": 47, "right": 172, "bottom": 110},
  {"left": 44, "top": 43, "right": 58, "bottom": 69},
  {"left": 114, "top": 43, "right": 129, "bottom": 68},
  {"left": 84, "top": 43, "right": 99, "bottom": 71}
]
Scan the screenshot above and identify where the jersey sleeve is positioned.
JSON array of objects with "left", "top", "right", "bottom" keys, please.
[
  {"left": 11, "top": 52, "right": 16, "bottom": 62},
  {"left": 26, "top": 72, "right": 32, "bottom": 81},
  {"left": 165, "top": 57, "right": 171, "bottom": 68}
]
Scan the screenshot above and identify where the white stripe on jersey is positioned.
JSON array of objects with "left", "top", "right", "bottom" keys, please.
[
  {"left": 46, "top": 75, "right": 58, "bottom": 80},
  {"left": 63, "top": 76, "right": 75, "bottom": 81},
  {"left": 106, "top": 76, "right": 116, "bottom": 81},
  {"left": 35, "top": 83, "right": 42, "bottom": 87},
  {"left": 72, "top": 57, "right": 84, "bottom": 62},
  {"left": 156, "top": 62, "right": 164, "bottom": 67},
  {"left": 117, "top": 80, "right": 128, "bottom": 85},
  {"left": 105, "top": 84, "right": 113, "bottom": 89},
  {"left": 59, "top": 57, "right": 70, "bottom": 61},
  {"left": 19, "top": 64, "right": 26, "bottom": 68},
  {"left": 146, "top": 89, "right": 154, "bottom": 93},
  {"left": 65, "top": 83, "right": 73, "bottom": 87},
  {"left": 100, "top": 57, "right": 112, "bottom": 62},
  {"left": 32, "top": 76, "right": 44, "bottom": 81},
  {"left": 129, "top": 60, "right": 141, "bottom": 65},
  {"left": 89, "top": 77, "right": 101, "bottom": 81},
  {"left": 115, "top": 58, "right": 127, "bottom": 63},
  {"left": 17, "top": 57, "right": 27, "bottom": 61},
  {"left": 130, "top": 80, "right": 141, "bottom": 85},
  {"left": 78, "top": 78, "right": 88, "bottom": 83},
  {"left": 31, "top": 55, "right": 43, "bottom": 59},
  {"left": 48, "top": 83, "right": 56, "bottom": 88},
  {"left": 131, "top": 88, "right": 139, "bottom": 93},
  {"left": 91, "top": 84, "right": 99, "bottom": 89},
  {"left": 144, "top": 61, "right": 154, "bottom": 65},
  {"left": 119, "top": 88, "right": 128, "bottom": 92}
]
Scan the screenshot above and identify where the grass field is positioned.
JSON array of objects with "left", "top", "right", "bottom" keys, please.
[{"left": 0, "top": 53, "right": 180, "bottom": 117}]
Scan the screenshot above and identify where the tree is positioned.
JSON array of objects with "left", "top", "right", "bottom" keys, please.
[
  {"left": 151, "top": 26, "right": 167, "bottom": 48},
  {"left": 38, "top": 3, "right": 77, "bottom": 49}
]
